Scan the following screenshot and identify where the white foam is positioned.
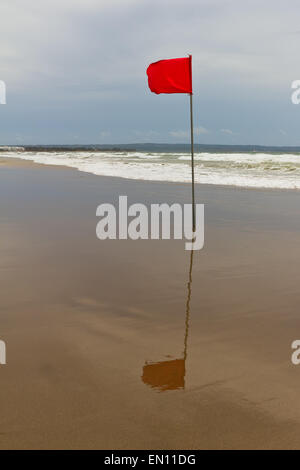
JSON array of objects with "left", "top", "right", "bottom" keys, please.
[
  {"left": 179, "top": 152, "right": 300, "bottom": 164},
  {"left": 1, "top": 151, "right": 300, "bottom": 190}
]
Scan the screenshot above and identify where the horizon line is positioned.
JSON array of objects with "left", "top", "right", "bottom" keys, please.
[{"left": 1, "top": 142, "right": 300, "bottom": 149}]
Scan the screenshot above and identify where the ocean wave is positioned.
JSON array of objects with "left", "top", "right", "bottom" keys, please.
[
  {"left": 179, "top": 152, "right": 300, "bottom": 164},
  {"left": 1, "top": 151, "right": 300, "bottom": 190},
  {"left": 0, "top": 146, "right": 25, "bottom": 152}
]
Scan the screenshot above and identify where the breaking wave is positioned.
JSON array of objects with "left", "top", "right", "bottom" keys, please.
[{"left": 1, "top": 149, "right": 300, "bottom": 189}]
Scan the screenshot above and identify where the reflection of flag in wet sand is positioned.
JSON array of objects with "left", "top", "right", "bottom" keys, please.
[
  {"left": 142, "top": 250, "right": 194, "bottom": 391},
  {"left": 142, "top": 358, "right": 185, "bottom": 392}
]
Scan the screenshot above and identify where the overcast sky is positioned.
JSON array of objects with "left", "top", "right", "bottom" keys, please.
[{"left": 0, "top": 0, "right": 300, "bottom": 145}]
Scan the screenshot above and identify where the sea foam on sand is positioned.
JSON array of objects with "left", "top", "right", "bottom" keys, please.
[{"left": 1, "top": 150, "right": 300, "bottom": 189}]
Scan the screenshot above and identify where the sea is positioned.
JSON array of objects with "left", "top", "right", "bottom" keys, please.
[{"left": 1, "top": 143, "right": 300, "bottom": 190}]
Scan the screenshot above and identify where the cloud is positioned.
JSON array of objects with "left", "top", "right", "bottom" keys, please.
[
  {"left": 195, "top": 126, "right": 209, "bottom": 135},
  {"left": 131, "top": 130, "right": 161, "bottom": 142},
  {"left": 2, "top": 0, "right": 298, "bottom": 91},
  {"left": 0, "top": 0, "right": 299, "bottom": 144},
  {"left": 99, "top": 130, "right": 111, "bottom": 138},
  {"left": 169, "top": 130, "right": 189, "bottom": 139},
  {"left": 170, "top": 126, "right": 209, "bottom": 139},
  {"left": 220, "top": 128, "right": 235, "bottom": 135}
]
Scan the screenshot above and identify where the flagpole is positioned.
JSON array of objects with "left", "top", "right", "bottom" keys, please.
[
  {"left": 189, "top": 93, "right": 195, "bottom": 232},
  {"left": 188, "top": 55, "right": 195, "bottom": 232}
]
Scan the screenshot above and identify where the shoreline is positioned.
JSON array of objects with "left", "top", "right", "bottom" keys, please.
[{"left": 1, "top": 156, "right": 299, "bottom": 194}]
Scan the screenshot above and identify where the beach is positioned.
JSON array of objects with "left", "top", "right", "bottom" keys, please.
[{"left": 0, "top": 158, "right": 300, "bottom": 449}]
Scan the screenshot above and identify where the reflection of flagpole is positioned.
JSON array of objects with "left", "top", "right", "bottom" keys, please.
[
  {"left": 141, "top": 249, "right": 194, "bottom": 391},
  {"left": 183, "top": 249, "right": 194, "bottom": 362}
]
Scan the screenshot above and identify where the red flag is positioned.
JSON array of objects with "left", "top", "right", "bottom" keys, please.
[{"left": 147, "top": 56, "right": 192, "bottom": 95}]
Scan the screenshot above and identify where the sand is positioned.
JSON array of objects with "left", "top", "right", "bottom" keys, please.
[{"left": 0, "top": 158, "right": 300, "bottom": 449}]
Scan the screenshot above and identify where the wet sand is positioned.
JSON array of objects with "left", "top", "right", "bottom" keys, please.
[{"left": 0, "top": 159, "right": 300, "bottom": 449}]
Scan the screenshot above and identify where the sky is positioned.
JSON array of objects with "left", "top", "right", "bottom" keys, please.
[{"left": 0, "top": 0, "right": 300, "bottom": 146}]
